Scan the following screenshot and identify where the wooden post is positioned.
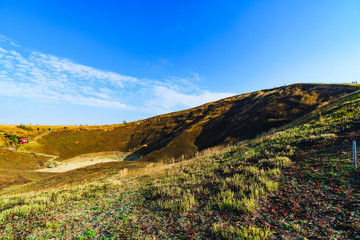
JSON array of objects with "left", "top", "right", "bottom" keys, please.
[{"left": 353, "top": 140, "right": 357, "bottom": 169}]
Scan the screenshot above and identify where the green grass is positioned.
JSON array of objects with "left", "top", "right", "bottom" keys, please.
[{"left": 0, "top": 128, "right": 293, "bottom": 238}]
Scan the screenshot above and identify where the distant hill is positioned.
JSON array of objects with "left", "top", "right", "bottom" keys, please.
[{"left": 14, "top": 83, "right": 358, "bottom": 162}]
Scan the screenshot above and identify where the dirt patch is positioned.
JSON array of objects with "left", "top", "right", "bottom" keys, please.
[{"left": 36, "top": 151, "right": 132, "bottom": 173}]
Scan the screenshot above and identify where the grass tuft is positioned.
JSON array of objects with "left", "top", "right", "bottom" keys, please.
[{"left": 212, "top": 222, "right": 272, "bottom": 240}]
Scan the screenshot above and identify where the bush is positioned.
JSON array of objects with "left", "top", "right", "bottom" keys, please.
[
  {"left": 3, "top": 133, "right": 22, "bottom": 145},
  {"left": 16, "top": 124, "right": 32, "bottom": 131}
]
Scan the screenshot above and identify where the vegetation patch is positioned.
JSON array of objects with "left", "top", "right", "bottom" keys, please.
[
  {"left": 3, "top": 133, "right": 23, "bottom": 146},
  {"left": 16, "top": 124, "right": 33, "bottom": 131},
  {"left": 212, "top": 222, "right": 272, "bottom": 240}
]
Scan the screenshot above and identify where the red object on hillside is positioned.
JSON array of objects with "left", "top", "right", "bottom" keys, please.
[{"left": 19, "top": 138, "right": 28, "bottom": 144}]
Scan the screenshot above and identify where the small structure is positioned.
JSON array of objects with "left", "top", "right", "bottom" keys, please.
[{"left": 19, "top": 138, "right": 28, "bottom": 144}]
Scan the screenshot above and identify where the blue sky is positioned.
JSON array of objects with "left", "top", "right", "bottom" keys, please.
[{"left": 0, "top": 0, "right": 360, "bottom": 125}]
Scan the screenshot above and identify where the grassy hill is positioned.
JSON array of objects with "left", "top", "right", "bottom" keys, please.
[
  {"left": 0, "top": 125, "right": 64, "bottom": 189},
  {"left": 0, "top": 149, "right": 53, "bottom": 188},
  {"left": 0, "top": 84, "right": 359, "bottom": 239},
  {"left": 16, "top": 84, "right": 360, "bottom": 162}
]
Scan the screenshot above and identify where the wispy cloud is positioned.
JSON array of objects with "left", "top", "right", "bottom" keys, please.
[
  {"left": 0, "top": 38, "right": 138, "bottom": 109},
  {"left": 146, "top": 85, "right": 233, "bottom": 113},
  {"left": 0, "top": 35, "right": 235, "bottom": 117}
]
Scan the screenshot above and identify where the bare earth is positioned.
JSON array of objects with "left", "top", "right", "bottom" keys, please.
[{"left": 36, "top": 151, "right": 130, "bottom": 173}]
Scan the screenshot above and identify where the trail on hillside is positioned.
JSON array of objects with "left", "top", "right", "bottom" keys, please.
[
  {"left": 1, "top": 129, "right": 60, "bottom": 162},
  {"left": 29, "top": 129, "right": 52, "bottom": 143},
  {"left": 19, "top": 130, "right": 59, "bottom": 162},
  {"left": 1, "top": 129, "right": 57, "bottom": 158},
  {"left": 0, "top": 146, "right": 59, "bottom": 162},
  {"left": 16, "top": 150, "right": 58, "bottom": 162}
]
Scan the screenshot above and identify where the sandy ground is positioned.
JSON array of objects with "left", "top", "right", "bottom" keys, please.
[{"left": 36, "top": 151, "right": 131, "bottom": 173}]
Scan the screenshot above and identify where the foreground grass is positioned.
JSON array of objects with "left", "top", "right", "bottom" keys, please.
[
  {"left": 0, "top": 134, "right": 292, "bottom": 239},
  {"left": 1, "top": 90, "right": 360, "bottom": 239},
  {"left": 256, "top": 132, "right": 360, "bottom": 239}
]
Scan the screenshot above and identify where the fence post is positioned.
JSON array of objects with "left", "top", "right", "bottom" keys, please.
[{"left": 353, "top": 140, "right": 357, "bottom": 169}]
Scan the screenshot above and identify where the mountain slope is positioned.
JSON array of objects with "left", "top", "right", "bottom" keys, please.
[{"left": 20, "top": 83, "right": 358, "bottom": 162}]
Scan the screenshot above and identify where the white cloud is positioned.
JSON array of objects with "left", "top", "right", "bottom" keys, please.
[
  {"left": 0, "top": 47, "right": 7, "bottom": 53},
  {"left": 0, "top": 41, "right": 136, "bottom": 109},
  {"left": 10, "top": 42, "right": 20, "bottom": 47},
  {"left": 145, "top": 85, "right": 234, "bottom": 113},
  {"left": 30, "top": 52, "right": 138, "bottom": 88},
  {"left": 0, "top": 35, "right": 235, "bottom": 117}
]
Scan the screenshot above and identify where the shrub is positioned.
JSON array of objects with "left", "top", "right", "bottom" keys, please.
[
  {"left": 3, "top": 133, "right": 22, "bottom": 145},
  {"left": 16, "top": 124, "right": 32, "bottom": 131}
]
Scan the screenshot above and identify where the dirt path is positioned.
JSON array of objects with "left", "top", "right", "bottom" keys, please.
[
  {"left": 30, "top": 130, "right": 52, "bottom": 143},
  {"left": 35, "top": 151, "right": 131, "bottom": 173},
  {"left": 1, "top": 129, "right": 58, "bottom": 160},
  {"left": 0, "top": 146, "right": 59, "bottom": 162},
  {"left": 15, "top": 150, "right": 58, "bottom": 162}
]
